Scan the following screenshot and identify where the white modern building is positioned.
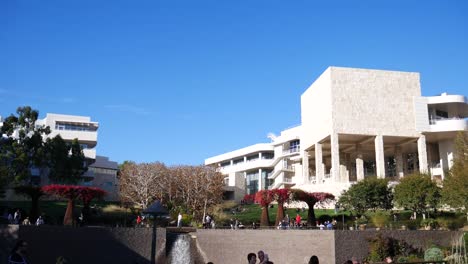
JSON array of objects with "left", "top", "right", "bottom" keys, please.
[
  {"left": 1, "top": 113, "right": 120, "bottom": 200},
  {"left": 205, "top": 67, "right": 468, "bottom": 201},
  {"left": 35, "top": 113, "right": 99, "bottom": 160}
]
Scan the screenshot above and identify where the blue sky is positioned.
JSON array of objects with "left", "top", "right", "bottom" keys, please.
[{"left": 1, "top": 0, "right": 467, "bottom": 165}]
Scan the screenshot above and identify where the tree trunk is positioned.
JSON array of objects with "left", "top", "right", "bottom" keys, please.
[
  {"left": 306, "top": 201, "right": 316, "bottom": 226},
  {"left": 275, "top": 203, "right": 284, "bottom": 226},
  {"left": 30, "top": 194, "right": 40, "bottom": 222},
  {"left": 82, "top": 201, "right": 91, "bottom": 223},
  {"left": 260, "top": 206, "right": 270, "bottom": 227},
  {"left": 63, "top": 199, "right": 75, "bottom": 226}
]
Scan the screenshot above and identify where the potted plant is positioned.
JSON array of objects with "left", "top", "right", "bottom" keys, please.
[
  {"left": 355, "top": 216, "right": 368, "bottom": 230},
  {"left": 420, "top": 218, "right": 438, "bottom": 230}
]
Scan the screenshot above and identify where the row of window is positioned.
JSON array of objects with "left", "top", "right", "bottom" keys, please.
[
  {"left": 55, "top": 123, "right": 96, "bottom": 132},
  {"left": 90, "top": 167, "right": 117, "bottom": 175}
]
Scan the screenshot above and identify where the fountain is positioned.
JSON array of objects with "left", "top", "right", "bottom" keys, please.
[{"left": 167, "top": 233, "right": 193, "bottom": 264}]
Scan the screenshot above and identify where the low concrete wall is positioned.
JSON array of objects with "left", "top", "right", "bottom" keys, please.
[
  {"left": 3, "top": 225, "right": 166, "bottom": 264},
  {"left": 0, "top": 226, "right": 461, "bottom": 264},
  {"left": 195, "top": 229, "right": 335, "bottom": 264}
]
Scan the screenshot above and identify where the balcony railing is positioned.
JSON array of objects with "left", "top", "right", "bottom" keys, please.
[
  {"left": 429, "top": 117, "right": 468, "bottom": 132},
  {"left": 282, "top": 146, "right": 300, "bottom": 155},
  {"left": 429, "top": 116, "right": 466, "bottom": 125}
]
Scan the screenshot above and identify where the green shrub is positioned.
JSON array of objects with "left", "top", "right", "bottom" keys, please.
[
  {"left": 420, "top": 218, "right": 439, "bottom": 229},
  {"left": 367, "top": 234, "right": 394, "bottom": 262},
  {"left": 424, "top": 247, "right": 444, "bottom": 261},
  {"left": 370, "top": 211, "right": 390, "bottom": 228},
  {"left": 436, "top": 216, "right": 466, "bottom": 230}
]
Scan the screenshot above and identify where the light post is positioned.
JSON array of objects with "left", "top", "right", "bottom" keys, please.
[
  {"left": 336, "top": 203, "right": 345, "bottom": 230},
  {"left": 143, "top": 200, "right": 169, "bottom": 264}
]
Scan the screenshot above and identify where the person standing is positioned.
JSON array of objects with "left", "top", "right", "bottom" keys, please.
[
  {"left": 296, "top": 213, "right": 302, "bottom": 228},
  {"left": 247, "top": 252, "right": 257, "bottom": 264},
  {"left": 258, "top": 250, "right": 271, "bottom": 264},
  {"left": 36, "top": 215, "right": 44, "bottom": 226},
  {"left": 14, "top": 209, "right": 21, "bottom": 224},
  {"left": 136, "top": 215, "right": 142, "bottom": 227},
  {"left": 309, "top": 255, "right": 319, "bottom": 264},
  {"left": 22, "top": 217, "right": 31, "bottom": 226},
  {"left": 177, "top": 213, "right": 183, "bottom": 227},
  {"left": 8, "top": 240, "right": 29, "bottom": 264}
]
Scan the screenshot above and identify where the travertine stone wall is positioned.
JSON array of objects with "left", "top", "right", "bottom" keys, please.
[
  {"left": 330, "top": 67, "right": 421, "bottom": 137},
  {"left": 196, "top": 229, "right": 336, "bottom": 264}
]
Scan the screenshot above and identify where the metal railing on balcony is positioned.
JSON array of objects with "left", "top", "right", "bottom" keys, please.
[
  {"left": 282, "top": 146, "right": 300, "bottom": 155},
  {"left": 429, "top": 116, "right": 466, "bottom": 125}
]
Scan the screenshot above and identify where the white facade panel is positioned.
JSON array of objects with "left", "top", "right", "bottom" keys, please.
[
  {"left": 414, "top": 97, "right": 430, "bottom": 132},
  {"left": 301, "top": 68, "right": 333, "bottom": 150},
  {"left": 330, "top": 67, "right": 421, "bottom": 137}
]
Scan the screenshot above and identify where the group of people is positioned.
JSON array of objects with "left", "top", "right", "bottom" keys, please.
[
  {"left": 229, "top": 218, "right": 248, "bottom": 229},
  {"left": 203, "top": 214, "right": 216, "bottom": 229},
  {"left": 247, "top": 250, "right": 274, "bottom": 264},
  {"left": 276, "top": 214, "right": 338, "bottom": 230},
  {"left": 4, "top": 209, "right": 45, "bottom": 226}
]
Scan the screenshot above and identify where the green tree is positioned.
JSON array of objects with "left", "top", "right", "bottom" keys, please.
[
  {"left": 47, "top": 136, "right": 88, "bottom": 184},
  {"left": 338, "top": 177, "right": 393, "bottom": 215},
  {"left": 0, "top": 106, "right": 51, "bottom": 183},
  {"left": 442, "top": 131, "right": 468, "bottom": 220},
  {"left": 0, "top": 106, "right": 50, "bottom": 220},
  {"left": 394, "top": 173, "right": 441, "bottom": 219}
]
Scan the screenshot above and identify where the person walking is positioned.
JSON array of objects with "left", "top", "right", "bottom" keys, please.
[{"left": 177, "top": 213, "right": 183, "bottom": 227}]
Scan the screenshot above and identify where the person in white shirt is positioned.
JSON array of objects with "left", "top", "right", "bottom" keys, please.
[{"left": 177, "top": 213, "right": 182, "bottom": 227}]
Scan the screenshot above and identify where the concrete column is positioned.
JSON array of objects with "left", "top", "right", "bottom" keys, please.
[
  {"left": 375, "top": 135, "right": 385, "bottom": 178},
  {"left": 244, "top": 156, "right": 247, "bottom": 163},
  {"left": 258, "top": 169, "right": 263, "bottom": 190},
  {"left": 315, "top": 143, "right": 324, "bottom": 183},
  {"left": 395, "top": 146, "right": 404, "bottom": 178},
  {"left": 258, "top": 152, "right": 262, "bottom": 159},
  {"left": 418, "top": 135, "right": 428, "bottom": 174},
  {"left": 230, "top": 160, "right": 234, "bottom": 166},
  {"left": 344, "top": 153, "right": 351, "bottom": 182},
  {"left": 302, "top": 150, "right": 310, "bottom": 184},
  {"left": 356, "top": 144, "right": 364, "bottom": 181},
  {"left": 440, "top": 158, "right": 445, "bottom": 180},
  {"left": 331, "top": 133, "right": 340, "bottom": 183}
]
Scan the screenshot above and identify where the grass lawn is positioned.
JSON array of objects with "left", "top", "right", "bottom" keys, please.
[{"left": 222, "top": 203, "right": 350, "bottom": 227}]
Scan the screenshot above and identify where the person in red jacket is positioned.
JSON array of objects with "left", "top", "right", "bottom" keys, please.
[{"left": 296, "top": 214, "right": 301, "bottom": 228}]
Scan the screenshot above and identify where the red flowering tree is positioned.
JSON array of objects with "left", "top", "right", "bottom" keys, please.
[
  {"left": 291, "top": 189, "right": 335, "bottom": 226},
  {"left": 255, "top": 190, "right": 273, "bottom": 226},
  {"left": 242, "top": 194, "right": 255, "bottom": 204},
  {"left": 42, "top": 185, "right": 106, "bottom": 225},
  {"left": 271, "top": 188, "right": 291, "bottom": 226}
]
